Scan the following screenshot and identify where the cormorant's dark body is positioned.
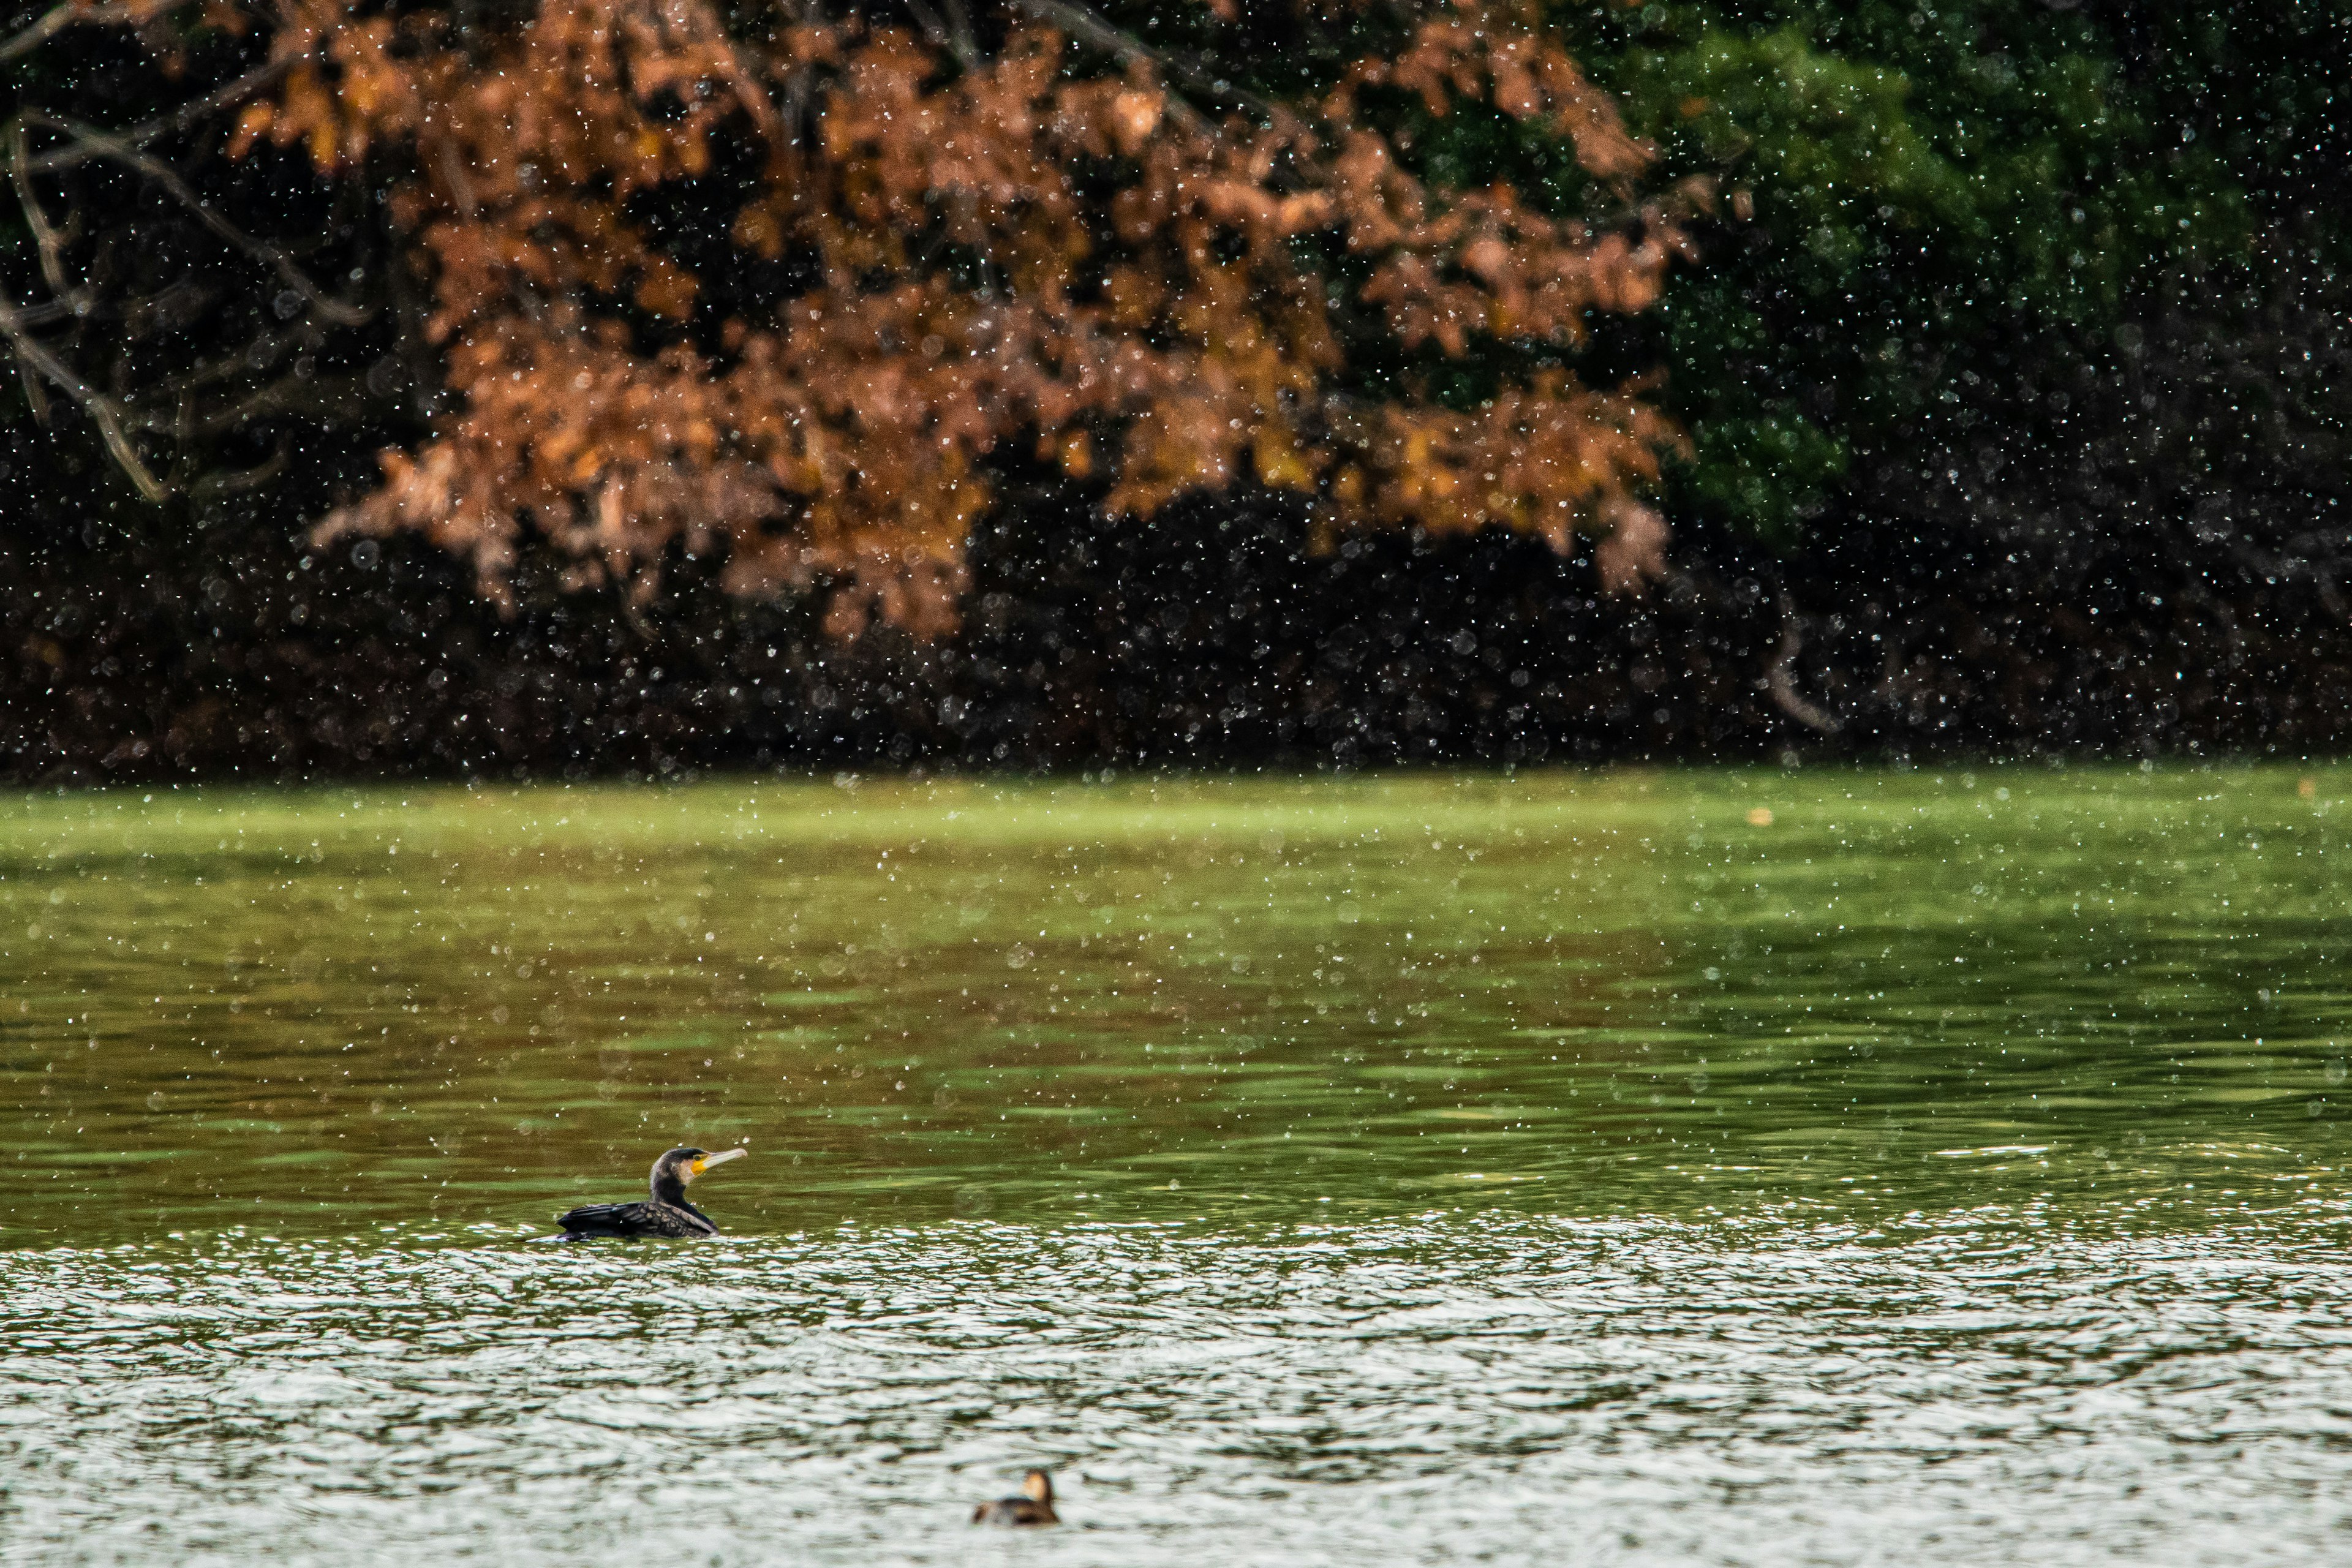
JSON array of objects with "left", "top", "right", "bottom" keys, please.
[
  {"left": 554, "top": 1194, "right": 718, "bottom": 1238},
  {"left": 555, "top": 1147, "right": 742, "bottom": 1240}
]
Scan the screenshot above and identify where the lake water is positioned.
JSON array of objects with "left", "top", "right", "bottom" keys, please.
[{"left": 4, "top": 767, "right": 2349, "bottom": 1562}]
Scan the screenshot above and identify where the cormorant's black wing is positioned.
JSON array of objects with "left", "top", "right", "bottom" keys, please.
[{"left": 555, "top": 1200, "right": 652, "bottom": 1237}]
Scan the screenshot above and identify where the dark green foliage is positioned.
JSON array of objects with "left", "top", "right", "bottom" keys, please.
[{"left": 1574, "top": 0, "right": 2350, "bottom": 547}]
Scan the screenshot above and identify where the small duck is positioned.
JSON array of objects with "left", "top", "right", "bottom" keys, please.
[
  {"left": 972, "top": 1468, "right": 1059, "bottom": 1527},
  {"left": 554, "top": 1146, "right": 746, "bottom": 1240}
]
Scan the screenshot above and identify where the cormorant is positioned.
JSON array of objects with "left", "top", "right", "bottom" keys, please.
[
  {"left": 554, "top": 1147, "right": 746, "bottom": 1240},
  {"left": 972, "top": 1469, "right": 1059, "bottom": 1526}
]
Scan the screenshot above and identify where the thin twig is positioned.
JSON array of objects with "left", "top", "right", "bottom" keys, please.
[
  {"left": 0, "top": 0, "right": 198, "bottom": 62},
  {"left": 146, "top": 318, "right": 318, "bottom": 401},
  {"left": 152, "top": 369, "right": 362, "bottom": 435},
  {"left": 0, "top": 291, "right": 171, "bottom": 498},
  {"left": 904, "top": 0, "right": 975, "bottom": 70},
  {"left": 8, "top": 121, "right": 74, "bottom": 298},
  {"left": 20, "top": 111, "right": 371, "bottom": 326},
  {"left": 2316, "top": 570, "right": 2352, "bottom": 627},
  {"left": 1765, "top": 590, "right": 1840, "bottom": 734},
  {"left": 432, "top": 133, "right": 480, "bottom": 218},
  {"left": 1000, "top": 0, "right": 1253, "bottom": 127},
  {"left": 0, "top": 1, "right": 73, "bottom": 65},
  {"left": 3, "top": 287, "right": 89, "bottom": 326},
  {"left": 23, "top": 55, "right": 302, "bottom": 173},
  {"left": 938, "top": 0, "right": 977, "bottom": 67},
  {"left": 189, "top": 439, "right": 291, "bottom": 497},
  {"left": 9, "top": 338, "right": 51, "bottom": 423}
]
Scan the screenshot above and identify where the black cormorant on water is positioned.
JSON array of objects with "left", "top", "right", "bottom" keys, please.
[
  {"left": 972, "top": 1469, "right": 1059, "bottom": 1526},
  {"left": 554, "top": 1146, "right": 747, "bottom": 1240}
]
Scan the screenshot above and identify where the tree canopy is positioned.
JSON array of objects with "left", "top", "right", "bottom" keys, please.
[
  {"left": 1574, "top": 0, "right": 2351, "bottom": 562},
  {"left": 6, "top": 0, "right": 2350, "bottom": 780},
  {"left": 4, "top": 0, "right": 1697, "bottom": 633}
]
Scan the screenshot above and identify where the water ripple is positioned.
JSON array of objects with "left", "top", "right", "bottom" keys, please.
[{"left": 6, "top": 1212, "right": 2352, "bottom": 1565}]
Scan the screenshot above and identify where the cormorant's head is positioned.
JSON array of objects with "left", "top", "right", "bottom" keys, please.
[
  {"left": 649, "top": 1145, "right": 747, "bottom": 1200},
  {"left": 1020, "top": 1470, "right": 1053, "bottom": 1506}
]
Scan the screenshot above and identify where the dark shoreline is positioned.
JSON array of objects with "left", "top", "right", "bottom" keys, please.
[{"left": 9, "top": 481, "right": 2348, "bottom": 787}]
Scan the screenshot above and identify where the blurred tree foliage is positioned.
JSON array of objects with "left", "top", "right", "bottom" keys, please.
[
  {"left": 1, "top": 0, "right": 1697, "bottom": 634},
  {"left": 5, "top": 0, "right": 2343, "bottom": 574},
  {"left": 1573, "top": 0, "right": 2350, "bottom": 554}
]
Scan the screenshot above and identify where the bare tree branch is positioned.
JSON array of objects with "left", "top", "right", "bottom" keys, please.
[
  {"left": 189, "top": 439, "right": 290, "bottom": 497},
  {"left": 0, "top": 290, "right": 171, "bottom": 498},
  {"left": 938, "top": 0, "right": 977, "bottom": 67},
  {"left": 17, "top": 111, "right": 371, "bottom": 326},
  {"left": 0, "top": 1, "right": 75, "bottom": 64},
  {"left": 153, "top": 369, "right": 364, "bottom": 435},
  {"left": 22, "top": 55, "right": 302, "bottom": 173},
  {"left": 145, "top": 318, "right": 321, "bottom": 401},
  {"left": 1765, "top": 590, "right": 1841, "bottom": 734},
  {"left": 3, "top": 288, "right": 91, "bottom": 326},
  {"left": 999, "top": 0, "right": 1250, "bottom": 126},
  {"left": 0, "top": 0, "right": 197, "bottom": 64},
  {"left": 7, "top": 121, "right": 75, "bottom": 298},
  {"left": 903, "top": 0, "right": 975, "bottom": 71},
  {"left": 10, "top": 339, "right": 52, "bottom": 423},
  {"left": 0, "top": 16, "right": 378, "bottom": 505}
]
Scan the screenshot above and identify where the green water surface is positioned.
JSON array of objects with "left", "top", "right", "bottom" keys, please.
[{"left": 6, "top": 766, "right": 2347, "bottom": 1237}]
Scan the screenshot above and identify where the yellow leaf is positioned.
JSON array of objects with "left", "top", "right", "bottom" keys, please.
[{"left": 1253, "top": 427, "right": 1316, "bottom": 491}]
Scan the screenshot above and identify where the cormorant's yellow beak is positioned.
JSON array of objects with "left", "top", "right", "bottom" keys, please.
[{"left": 688, "top": 1148, "right": 748, "bottom": 1178}]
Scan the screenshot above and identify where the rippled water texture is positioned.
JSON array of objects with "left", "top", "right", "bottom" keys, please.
[{"left": 4, "top": 767, "right": 2350, "bottom": 1563}]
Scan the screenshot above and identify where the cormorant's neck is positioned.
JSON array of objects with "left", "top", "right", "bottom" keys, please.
[{"left": 652, "top": 1172, "right": 689, "bottom": 1205}]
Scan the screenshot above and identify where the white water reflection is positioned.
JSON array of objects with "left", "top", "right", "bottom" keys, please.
[{"left": 7, "top": 1213, "right": 2351, "bottom": 1565}]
